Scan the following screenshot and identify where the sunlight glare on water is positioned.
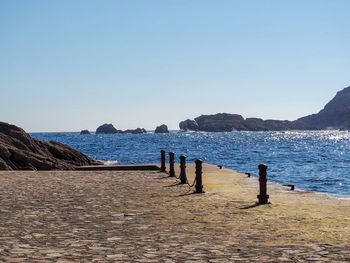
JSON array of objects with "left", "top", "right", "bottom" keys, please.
[{"left": 32, "top": 130, "right": 350, "bottom": 196}]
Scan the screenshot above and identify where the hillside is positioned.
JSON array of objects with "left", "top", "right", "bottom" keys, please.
[
  {"left": 179, "top": 86, "right": 350, "bottom": 131},
  {"left": 295, "top": 86, "right": 350, "bottom": 129}
]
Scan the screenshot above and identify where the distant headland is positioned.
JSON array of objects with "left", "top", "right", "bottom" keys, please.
[
  {"left": 79, "top": 86, "right": 350, "bottom": 133},
  {"left": 179, "top": 86, "right": 350, "bottom": 132}
]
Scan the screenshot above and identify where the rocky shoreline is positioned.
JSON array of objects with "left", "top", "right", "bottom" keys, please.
[{"left": 0, "top": 122, "right": 101, "bottom": 170}]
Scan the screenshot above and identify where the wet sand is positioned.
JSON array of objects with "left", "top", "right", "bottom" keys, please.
[{"left": 0, "top": 164, "right": 349, "bottom": 262}]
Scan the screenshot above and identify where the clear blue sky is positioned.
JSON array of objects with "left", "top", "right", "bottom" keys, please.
[{"left": 1, "top": 0, "right": 349, "bottom": 132}]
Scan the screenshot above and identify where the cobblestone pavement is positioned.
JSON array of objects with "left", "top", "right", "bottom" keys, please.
[{"left": 0, "top": 167, "right": 349, "bottom": 262}]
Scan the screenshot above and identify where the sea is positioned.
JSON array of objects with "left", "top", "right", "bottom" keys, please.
[{"left": 31, "top": 130, "right": 350, "bottom": 197}]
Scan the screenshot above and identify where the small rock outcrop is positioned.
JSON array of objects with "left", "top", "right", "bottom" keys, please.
[
  {"left": 123, "top": 128, "right": 147, "bottom": 134},
  {"left": 155, "top": 124, "right": 169, "bottom": 133},
  {"left": 179, "top": 119, "right": 199, "bottom": 131},
  {"left": 0, "top": 122, "right": 101, "bottom": 170},
  {"left": 96, "top": 123, "right": 120, "bottom": 134},
  {"left": 80, "top": 130, "right": 91, "bottom": 135}
]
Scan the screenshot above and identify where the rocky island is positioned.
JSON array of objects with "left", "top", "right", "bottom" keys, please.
[
  {"left": 155, "top": 124, "right": 169, "bottom": 133},
  {"left": 179, "top": 86, "right": 350, "bottom": 131},
  {"left": 179, "top": 113, "right": 301, "bottom": 132},
  {"left": 96, "top": 123, "right": 121, "bottom": 134},
  {"left": 96, "top": 123, "right": 147, "bottom": 134},
  {"left": 123, "top": 128, "right": 147, "bottom": 134},
  {"left": 80, "top": 129, "right": 91, "bottom": 135},
  {"left": 0, "top": 122, "right": 101, "bottom": 170}
]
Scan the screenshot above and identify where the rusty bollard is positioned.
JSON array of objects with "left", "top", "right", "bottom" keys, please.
[
  {"left": 257, "top": 164, "right": 269, "bottom": 204},
  {"left": 195, "top": 159, "right": 204, "bottom": 193},
  {"left": 169, "top": 152, "right": 175, "bottom": 177},
  {"left": 160, "top": 150, "right": 166, "bottom": 172},
  {"left": 179, "top": 155, "right": 187, "bottom": 184}
]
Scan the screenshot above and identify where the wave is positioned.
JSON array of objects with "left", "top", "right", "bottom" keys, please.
[{"left": 102, "top": 160, "right": 119, "bottom": 165}]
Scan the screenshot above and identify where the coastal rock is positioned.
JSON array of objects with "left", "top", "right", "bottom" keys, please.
[
  {"left": 295, "top": 86, "right": 350, "bottom": 129},
  {"left": 123, "top": 128, "right": 147, "bottom": 134},
  {"left": 155, "top": 124, "right": 169, "bottom": 133},
  {"left": 179, "top": 113, "right": 304, "bottom": 132},
  {"left": 96, "top": 123, "right": 119, "bottom": 134},
  {"left": 80, "top": 130, "right": 91, "bottom": 135},
  {"left": 194, "top": 113, "right": 247, "bottom": 132},
  {"left": 244, "top": 118, "right": 267, "bottom": 131},
  {"left": 179, "top": 119, "right": 199, "bottom": 131},
  {"left": 0, "top": 157, "right": 9, "bottom": 170},
  {"left": 95, "top": 124, "right": 147, "bottom": 134},
  {"left": 0, "top": 121, "right": 101, "bottom": 170}
]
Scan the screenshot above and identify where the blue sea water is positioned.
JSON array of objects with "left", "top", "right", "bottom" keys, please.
[{"left": 31, "top": 131, "right": 350, "bottom": 197}]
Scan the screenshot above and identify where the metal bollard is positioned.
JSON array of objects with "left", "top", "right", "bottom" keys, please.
[
  {"left": 257, "top": 164, "right": 269, "bottom": 204},
  {"left": 169, "top": 152, "right": 175, "bottom": 177},
  {"left": 160, "top": 150, "right": 166, "bottom": 172},
  {"left": 179, "top": 155, "right": 187, "bottom": 184},
  {"left": 195, "top": 159, "right": 204, "bottom": 193}
]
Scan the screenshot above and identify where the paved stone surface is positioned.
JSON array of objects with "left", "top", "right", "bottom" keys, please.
[{"left": 0, "top": 167, "right": 349, "bottom": 262}]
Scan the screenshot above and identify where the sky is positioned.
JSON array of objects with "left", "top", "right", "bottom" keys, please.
[{"left": 0, "top": 0, "right": 349, "bottom": 132}]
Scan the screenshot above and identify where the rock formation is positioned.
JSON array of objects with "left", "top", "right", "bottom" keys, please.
[
  {"left": 123, "top": 128, "right": 147, "bottom": 134},
  {"left": 95, "top": 124, "right": 146, "bottom": 134},
  {"left": 294, "top": 86, "right": 350, "bottom": 129},
  {"left": 0, "top": 122, "right": 101, "bottom": 170},
  {"left": 179, "top": 119, "right": 199, "bottom": 131},
  {"left": 155, "top": 124, "right": 169, "bottom": 133},
  {"left": 244, "top": 118, "right": 268, "bottom": 131},
  {"left": 80, "top": 130, "right": 91, "bottom": 135},
  {"left": 179, "top": 86, "right": 350, "bottom": 131},
  {"left": 194, "top": 113, "right": 247, "bottom": 132},
  {"left": 179, "top": 113, "right": 301, "bottom": 132},
  {"left": 96, "top": 123, "right": 120, "bottom": 134}
]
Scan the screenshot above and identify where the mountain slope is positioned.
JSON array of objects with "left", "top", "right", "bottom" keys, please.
[{"left": 295, "top": 86, "right": 350, "bottom": 129}]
